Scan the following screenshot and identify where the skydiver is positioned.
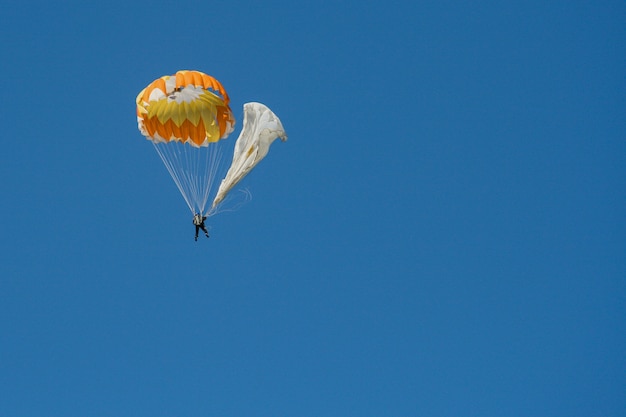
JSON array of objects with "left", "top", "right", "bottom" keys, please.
[{"left": 193, "top": 213, "right": 209, "bottom": 241}]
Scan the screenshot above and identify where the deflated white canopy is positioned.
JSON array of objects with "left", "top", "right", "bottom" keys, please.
[{"left": 212, "top": 102, "right": 287, "bottom": 208}]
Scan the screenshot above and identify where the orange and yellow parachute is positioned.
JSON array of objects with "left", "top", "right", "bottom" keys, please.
[
  {"left": 136, "top": 70, "right": 287, "bottom": 218},
  {"left": 136, "top": 70, "right": 235, "bottom": 147}
]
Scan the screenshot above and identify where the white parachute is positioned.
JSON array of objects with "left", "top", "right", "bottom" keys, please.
[{"left": 212, "top": 102, "right": 288, "bottom": 208}]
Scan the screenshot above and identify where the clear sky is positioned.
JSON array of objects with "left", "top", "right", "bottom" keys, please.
[{"left": 1, "top": 1, "right": 624, "bottom": 416}]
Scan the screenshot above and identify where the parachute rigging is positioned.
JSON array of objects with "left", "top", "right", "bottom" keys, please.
[{"left": 152, "top": 139, "right": 227, "bottom": 215}]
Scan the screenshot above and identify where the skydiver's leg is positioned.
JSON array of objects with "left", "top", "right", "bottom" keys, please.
[
  {"left": 201, "top": 225, "right": 209, "bottom": 237},
  {"left": 195, "top": 225, "right": 200, "bottom": 241}
]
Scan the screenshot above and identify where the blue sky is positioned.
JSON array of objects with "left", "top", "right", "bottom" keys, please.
[{"left": 1, "top": 1, "right": 624, "bottom": 416}]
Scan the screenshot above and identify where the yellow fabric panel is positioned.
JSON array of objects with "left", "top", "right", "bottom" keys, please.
[{"left": 184, "top": 100, "right": 202, "bottom": 126}]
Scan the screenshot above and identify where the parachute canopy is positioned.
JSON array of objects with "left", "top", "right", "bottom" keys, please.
[
  {"left": 136, "top": 70, "right": 235, "bottom": 147},
  {"left": 136, "top": 70, "right": 286, "bottom": 216},
  {"left": 212, "top": 102, "right": 287, "bottom": 208}
]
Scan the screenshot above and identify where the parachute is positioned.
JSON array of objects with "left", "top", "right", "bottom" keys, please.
[
  {"left": 136, "top": 70, "right": 286, "bottom": 216},
  {"left": 213, "top": 102, "right": 288, "bottom": 207}
]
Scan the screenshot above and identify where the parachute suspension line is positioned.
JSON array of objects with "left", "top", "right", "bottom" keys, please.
[
  {"left": 152, "top": 142, "right": 195, "bottom": 214},
  {"left": 179, "top": 141, "right": 219, "bottom": 215},
  {"left": 181, "top": 144, "right": 199, "bottom": 211},
  {"left": 152, "top": 140, "right": 228, "bottom": 216},
  {"left": 198, "top": 145, "right": 212, "bottom": 214},
  {"left": 197, "top": 142, "right": 216, "bottom": 214},
  {"left": 203, "top": 142, "right": 225, "bottom": 217}
]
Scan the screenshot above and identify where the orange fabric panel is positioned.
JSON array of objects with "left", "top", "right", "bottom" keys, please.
[
  {"left": 175, "top": 71, "right": 187, "bottom": 88},
  {"left": 142, "top": 78, "right": 166, "bottom": 102},
  {"left": 169, "top": 119, "right": 182, "bottom": 140}
]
